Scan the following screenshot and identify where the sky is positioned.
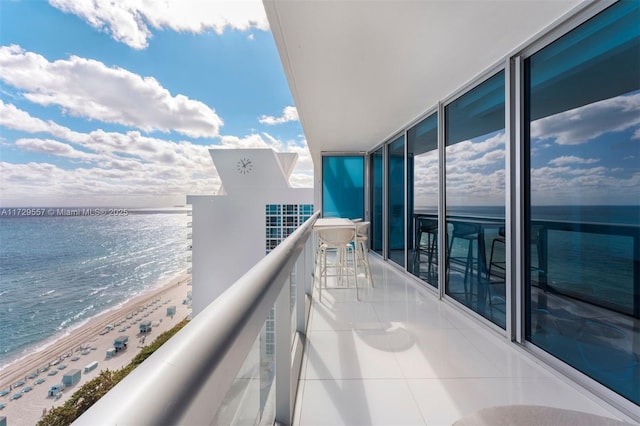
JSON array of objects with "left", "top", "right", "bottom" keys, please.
[{"left": 0, "top": 0, "right": 312, "bottom": 208}]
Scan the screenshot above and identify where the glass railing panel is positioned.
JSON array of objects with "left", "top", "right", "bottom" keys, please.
[
  {"left": 411, "top": 212, "right": 439, "bottom": 288},
  {"left": 213, "top": 318, "right": 275, "bottom": 425},
  {"left": 290, "top": 269, "right": 297, "bottom": 345},
  {"left": 527, "top": 218, "right": 640, "bottom": 404},
  {"left": 445, "top": 215, "right": 506, "bottom": 328},
  {"left": 540, "top": 226, "right": 636, "bottom": 315}
]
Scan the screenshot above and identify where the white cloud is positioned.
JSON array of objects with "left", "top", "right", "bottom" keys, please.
[
  {"left": 219, "top": 133, "right": 275, "bottom": 149},
  {"left": 1, "top": 104, "right": 312, "bottom": 206},
  {"left": 548, "top": 156, "right": 599, "bottom": 166},
  {"left": 0, "top": 161, "right": 217, "bottom": 207},
  {"left": 0, "top": 100, "right": 53, "bottom": 133},
  {"left": 49, "top": 0, "right": 269, "bottom": 49},
  {"left": 1, "top": 104, "right": 219, "bottom": 206},
  {"left": 259, "top": 106, "right": 299, "bottom": 125},
  {"left": 0, "top": 100, "right": 87, "bottom": 143},
  {"left": 531, "top": 92, "right": 640, "bottom": 145},
  {"left": 282, "top": 137, "right": 313, "bottom": 187},
  {"left": 0, "top": 45, "right": 223, "bottom": 138},
  {"left": 15, "top": 138, "right": 98, "bottom": 162}
]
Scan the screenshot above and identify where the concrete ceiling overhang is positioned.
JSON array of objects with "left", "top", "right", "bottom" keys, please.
[{"left": 264, "top": 0, "right": 583, "bottom": 165}]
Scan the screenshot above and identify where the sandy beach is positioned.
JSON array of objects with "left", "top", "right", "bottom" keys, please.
[{"left": 0, "top": 272, "right": 192, "bottom": 426}]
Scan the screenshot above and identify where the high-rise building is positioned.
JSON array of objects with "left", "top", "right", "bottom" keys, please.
[{"left": 187, "top": 148, "right": 312, "bottom": 316}]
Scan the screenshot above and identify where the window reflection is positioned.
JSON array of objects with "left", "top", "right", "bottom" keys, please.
[
  {"left": 370, "top": 148, "right": 384, "bottom": 255},
  {"left": 445, "top": 71, "right": 506, "bottom": 328},
  {"left": 408, "top": 112, "right": 438, "bottom": 287},
  {"left": 387, "top": 136, "right": 406, "bottom": 267},
  {"left": 525, "top": 0, "right": 640, "bottom": 404}
]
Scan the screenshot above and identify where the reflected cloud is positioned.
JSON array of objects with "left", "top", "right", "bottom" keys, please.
[
  {"left": 531, "top": 92, "right": 640, "bottom": 146},
  {"left": 549, "top": 156, "right": 599, "bottom": 166}
]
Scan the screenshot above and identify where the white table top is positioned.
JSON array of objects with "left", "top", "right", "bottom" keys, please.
[{"left": 314, "top": 218, "right": 354, "bottom": 228}]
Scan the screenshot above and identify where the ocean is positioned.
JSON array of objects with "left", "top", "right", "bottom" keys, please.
[
  {"left": 0, "top": 211, "right": 189, "bottom": 370},
  {"left": 1, "top": 205, "right": 637, "bottom": 369}
]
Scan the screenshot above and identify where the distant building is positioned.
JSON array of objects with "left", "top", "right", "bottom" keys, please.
[{"left": 187, "top": 148, "right": 313, "bottom": 317}]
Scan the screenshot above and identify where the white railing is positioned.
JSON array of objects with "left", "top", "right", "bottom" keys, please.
[{"left": 75, "top": 212, "right": 319, "bottom": 426}]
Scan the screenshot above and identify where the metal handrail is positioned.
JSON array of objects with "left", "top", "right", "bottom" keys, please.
[{"left": 75, "top": 211, "right": 320, "bottom": 425}]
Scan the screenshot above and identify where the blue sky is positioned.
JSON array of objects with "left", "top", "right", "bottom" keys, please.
[{"left": 0, "top": 0, "right": 311, "bottom": 207}]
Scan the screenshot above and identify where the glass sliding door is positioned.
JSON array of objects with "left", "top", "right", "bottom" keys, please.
[
  {"left": 370, "top": 148, "right": 384, "bottom": 256},
  {"left": 445, "top": 71, "right": 506, "bottom": 328},
  {"left": 407, "top": 112, "right": 439, "bottom": 287},
  {"left": 387, "top": 135, "right": 405, "bottom": 267},
  {"left": 525, "top": 1, "right": 640, "bottom": 404},
  {"left": 322, "top": 155, "right": 364, "bottom": 219}
]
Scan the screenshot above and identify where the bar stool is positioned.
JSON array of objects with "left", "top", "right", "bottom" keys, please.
[
  {"left": 448, "top": 221, "right": 481, "bottom": 302},
  {"left": 316, "top": 227, "right": 358, "bottom": 301},
  {"left": 488, "top": 227, "right": 506, "bottom": 282},
  {"left": 413, "top": 217, "right": 438, "bottom": 280},
  {"left": 486, "top": 226, "right": 506, "bottom": 315},
  {"left": 355, "top": 221, "right": 374, "bottom": 288},
  {"left": 489, "top": 225, "right": 546, "bottom": 284}
]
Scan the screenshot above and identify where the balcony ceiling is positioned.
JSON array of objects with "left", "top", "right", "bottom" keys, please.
[{"left": 264, "top": 0, "right": 582, "bottom": 163}]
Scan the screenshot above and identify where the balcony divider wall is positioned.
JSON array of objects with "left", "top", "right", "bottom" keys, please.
[
  {"left": 321, "top": 154, "right": 365, "bottom": 219},
  {"left": 361, "top": 0, "right": 639, "bottom": 418}
]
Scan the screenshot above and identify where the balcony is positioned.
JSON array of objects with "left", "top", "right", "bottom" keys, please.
[
  {"left": 76, "top": 214, "right": 633, "bottom": 425},
  {"left": 293, "top": 254, "right": 627, "bottom": 424}
]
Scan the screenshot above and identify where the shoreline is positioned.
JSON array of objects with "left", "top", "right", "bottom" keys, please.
[
  {"left": 0, "top": 269, "right": 188, "bottom": 373},
  {"left": 0, "top": 271, "right": 192, "bottom": 425}
]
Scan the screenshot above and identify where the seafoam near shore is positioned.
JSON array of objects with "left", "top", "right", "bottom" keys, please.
[{"left": 0, "top": 272, "right": 192, "bottom": 426}]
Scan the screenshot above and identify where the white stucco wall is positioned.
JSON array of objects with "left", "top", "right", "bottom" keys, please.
[{"left": 187, "top": 149, "right": 313, "bottom": 316}]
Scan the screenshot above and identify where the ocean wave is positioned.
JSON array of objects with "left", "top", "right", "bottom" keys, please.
[
  {"left": 58, "top": 304, "right": 95, "bottom": 330},
  {"left": 89, "top": 286, "right": 110, "bottom": 296},
  {"left": 134, "top": 259, "right": 157, "bottom": 271}
]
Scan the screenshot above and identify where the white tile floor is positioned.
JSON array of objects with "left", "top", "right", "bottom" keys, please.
[{"left": 293, "top": 255, "right": 628, "bottom": 425}]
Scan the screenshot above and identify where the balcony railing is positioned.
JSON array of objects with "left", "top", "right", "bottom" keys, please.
[
  {"left": 75, "top": 212, "right": 320, "bottom": 425},
  {"left": 413, "top": 212, "right": 640, "bottom": 318}
]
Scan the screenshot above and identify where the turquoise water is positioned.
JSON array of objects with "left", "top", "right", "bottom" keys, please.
[{"left": 0, "top": 212, "right": 188, "bottom": 369}]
